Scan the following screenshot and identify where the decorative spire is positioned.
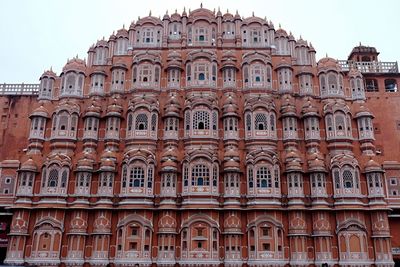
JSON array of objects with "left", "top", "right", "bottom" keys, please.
[
  {"left": 200, "top": 2, "right": 203, "bottom": 8},
  {"left": 149, "top": 10, "right": 152, "bottom": 16},
  {"left": 166, "top": 9, "right": 168, "bottom": 15},
  {"left": 252, "top": 11, "right": 255, "bottom": 17},
  {"left": 279, "top": 23, "right": 281, "bottom": 28}
]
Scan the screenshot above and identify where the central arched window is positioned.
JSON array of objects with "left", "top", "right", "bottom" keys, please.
[
  {"left": 192, "top": 164, "right": 210, "bottom": 186},
  {"left": 248, "top": 163, "right": 280, "bottom": 196},
  {"left": 135, "top": 113, "right": 148, "bottom": 130},
  {"left": 186, "top": 60, "right": 217, "bottom": 87},
  {"left": 319, "top": 72, "right": 344, "bottom": 97},
  {"left": 333, "top": 165, "right": 360, "bottom": 197},
  {"left": 325, "top": 111, "right": 352, "bottom": 140},
  {"left": 48, "top": 169, "right": 58, "bottom": 187},
  {"left": 60, "top": 71, "right": 85, "bottom": 97},
  {"left": 245, "top": 110, "right": 276, "bottom": 139},
  {"left": 193, "top": 111, "right": 210, "bottom": 130},
  {"left": 132, "top": 64, "right": 161, "bottom": 88},
  {"left": 121, "top": 161, "right": 154, "bottom": 196},
  {"left": 343, "top": 170, "right": 353, "bottom": 188},
  {"left": 130, "top": 167, "right": 145, "bottom": 187},
  {"left": 41, "top": 164, "right": 69, "bottom": 195},
  {"left": 256, "top": 167, "right": 272, "bottom": 188},
  {"left": 51, "top": 111, "right": 79, "bottom": 140}
]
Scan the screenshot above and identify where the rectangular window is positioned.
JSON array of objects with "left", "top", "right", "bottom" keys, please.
[
  {"left": 390, "top": 178, "right": 398, "bottom": 186},
  {"left": 263, "top": 243, "right": 271, "bottom": 251},
  {"left": 129, "top": 242, "right": 137, "bottom": 250}
]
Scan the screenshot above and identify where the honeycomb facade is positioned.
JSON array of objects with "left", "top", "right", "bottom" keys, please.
[{"left": 1, "top": 5, "right": 400, "bottom": 267}]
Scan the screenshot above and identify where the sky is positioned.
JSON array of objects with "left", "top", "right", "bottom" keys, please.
[{"left": 0, "top": 0, "right": 399, "bottom": 83}]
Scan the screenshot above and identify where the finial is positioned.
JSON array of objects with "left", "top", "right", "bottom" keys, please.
[
  {"left": 236, "top": 10, "right": 239, "bottom": 15},
  {"left": 300, "top": 35, "right": 302, "bottom": 39},
  {"left": 200, "top": 2, "right": 203, "bottom": 8},
  {"left": 50, "top": 66, "right": 53, "bottom": 71},
  {"left": 138, "top": 16, "right": 140, "bottom": 20},
  {"left": 227, "top": 9, "right": 229, "bottom": 13},
  {"left": 326, "top": 53, "right": 328, "bottom": 57},
  {"left": 149, "top": 10, "right": 152, "bottom": 16},
  {"left": 359, "top": 41, "right": 362, "bottom": 46},
  {"left": 213, "top": 8, "right": 215, "bottom": 14},
  {"left": 252, "top": 11, "right": 255, "bottom": 17},
  {"left": 123, "top": 24, "right": 125, "bottom": 29},
  {"left": 183, "top": 6, "right": 186, "bottom": 12},
  {"left": 175, "top": 9, "right": 177, "bottom": 13},
  {"left": 279, "top": 23, "right": 281, "bottom": 28},
  {"left": 166, "top": 9, "right": 168, "bottom": 15}
]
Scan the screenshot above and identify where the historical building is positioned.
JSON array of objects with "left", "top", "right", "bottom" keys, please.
[{"left": 0, "top": 5, "right": 399, "bottom": 267}]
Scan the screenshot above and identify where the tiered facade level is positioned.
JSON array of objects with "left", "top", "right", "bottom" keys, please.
[{"left": 0, "top": 6, "right": 400, "bottom": 267}]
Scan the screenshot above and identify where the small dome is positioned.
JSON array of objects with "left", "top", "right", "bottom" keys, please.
[
  {"left": 223, "top": 12, "right": 234, "bottom": 20},
  {"left": 84, "top": 102, "right": 101, "bottom": 118},
  {"left": 62, "top": 57, "right": 86, "bottom": 74},
  {"left": 296, "top": 37, "right": 307, "bottom": 47},
  {"left": 224, "top": 158, "right": 240, "bottom": 170},
  {"left": 106, "top": 100, "right": 123, "bottom": 117},
  {"left": 163, "top": 12, "right": 170, "bottom": 20},
  {"left": 162, "top": 146, "right": 177, "bottom": 159},
  {"left": 161, "top": 158, "right": 178, "bottom": 171},
  {"left": 95, "top": 39, "right": 109, "bottom": 48},
  {"left": 170, "top": 11, "right": 181, "bottom": 21},
  {"left": 224, "top": 146, "right": 239, "bottom": 158},
  {"left": 354, "top": 104, "right": 373, "bottom": 118},
  {"left": 100, "top": 158, "right": 116, "bottom": 171},
  {"left": 30, "top": 105, "right": 50, "bottom": 118},
  {"left": 40, "top": 69, "right": 57, "bottom": 79},
  {"left": 116, "top": 28, "right": 128, "bottom": 38},
  {"left": 76, "top": 154, "right": 94, "bottom": 171},
  {"left": 101, "top": 149, "right": 118, "bottom": 160},
  {"left": 365, "top": 158, "right": 382, "bottom": 173},
  {"left": 20, "top": 158, "right": 38, "bottom": 172},
  {"left": 317, "top": 57, "right": 341, "bottom": 71},
  {"left": 301, "top": 99, "right": 319, "bottom": 118},
  {"left": 275, "top": 28, "right": 288, "bottom": 37},
  {"left": 280, "top": 95, "right": 297, "bottom": 117}
]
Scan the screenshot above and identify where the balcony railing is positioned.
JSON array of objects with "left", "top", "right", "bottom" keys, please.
[
  {"left": 338, "top": 60, "right": 399, "bottom": 73},
  {"left": 0, "top": 83, "right": 40, "bottom": 95}
]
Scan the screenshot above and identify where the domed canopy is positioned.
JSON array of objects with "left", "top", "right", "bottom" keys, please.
[
  {"left": 19, "top": 158, "right": 38, "bottom": 172},
  {"left": 364, "top": 158, "right": 383, "bottom": 173},
  {"left": 30, "top": 105, "right": 50, "bottom": 118},
  {"left": 84, "top": 102, "right": 101, "bottom": 118},
  {"left": 301, "top": 99, "right": 320, "bottom": 118},
  {"left": 40, "top": 69, "right": 57, "bottom": 79},
  {"left": 62, "top": 57, "right": 86, "bottom": 74},
  {"left": 317, "top": 57, "right": 341, "bottom": 72}
]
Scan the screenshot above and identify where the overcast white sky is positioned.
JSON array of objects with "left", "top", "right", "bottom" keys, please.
[{"left": 0, "top": 0, "right": 399, "bottom": 83}]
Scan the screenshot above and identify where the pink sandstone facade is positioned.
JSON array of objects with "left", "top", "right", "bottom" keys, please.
[{"left": 0, "top": 5, "right": 399, "bottom": 267}]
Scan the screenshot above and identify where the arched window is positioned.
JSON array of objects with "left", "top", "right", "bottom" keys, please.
[
  {"left": 193, "top": 111, "right": 210, "bottom": 130},
  {"left": 48, "top": 169, "right": 58, "bottom": 187},
  {"left": 135, "top": 114, "right": 148, "bottom": 130},
  {"left": 343, "top": 170, "right": 353, "bottom": 188},
  {"left": 255, "top": 113, "right": 267, "bottom": 130},
  {"left": 130, "top": 167, "right": 145, "bottom": 187},
  {"left": 192, "top": 165, "right": 210, "bottom": 186},
  {"left": 256, "top": 167, "right": 272, "bottom": 188}
]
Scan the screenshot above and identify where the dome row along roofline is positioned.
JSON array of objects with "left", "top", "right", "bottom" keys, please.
[{"left": 42, "top": 53, "right": 340, "bottom": 79}]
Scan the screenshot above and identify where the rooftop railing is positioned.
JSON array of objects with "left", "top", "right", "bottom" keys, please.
[
  {"left": 0, "top": 83, "right": 40, "bottom": 95},
  {"left": 338, "top": 60, "right": 399, "bottom": 73}
]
